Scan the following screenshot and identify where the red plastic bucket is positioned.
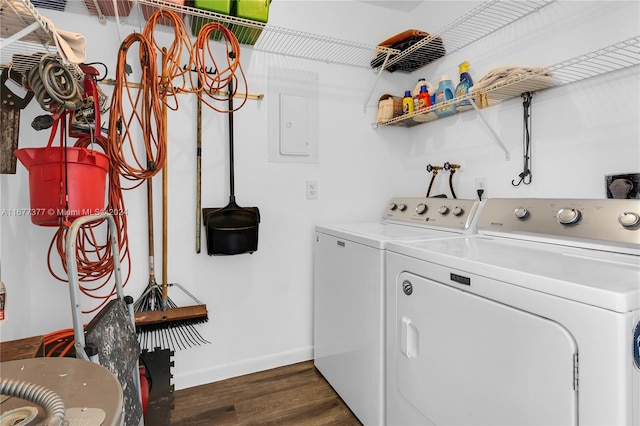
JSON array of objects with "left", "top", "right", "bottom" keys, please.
[{"left": 14, "top": 147, "right": 109, "bottom": 226}]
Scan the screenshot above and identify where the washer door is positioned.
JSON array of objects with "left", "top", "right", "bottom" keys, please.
[{"left": 395, "top": 272, "right": 578, "bottom": 425}]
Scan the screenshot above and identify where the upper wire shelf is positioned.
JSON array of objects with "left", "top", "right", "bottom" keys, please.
[
  {"left": 1, "top": 0, "right": 558, "bottom": 73},
  {"left": 138, "top": 0, "right": 399, "bottom": 69},
  {"left": 381, "top": 0, "right": 555, "bottom": 73}
]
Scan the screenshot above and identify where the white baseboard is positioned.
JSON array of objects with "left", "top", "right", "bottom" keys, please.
[{"left": 173, "top": 346, "right": 314, "bottom": 390}]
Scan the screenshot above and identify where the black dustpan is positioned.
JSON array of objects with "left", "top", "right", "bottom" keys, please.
[{"left": 204, "top": 79, "right": 260, "bottom": 255}]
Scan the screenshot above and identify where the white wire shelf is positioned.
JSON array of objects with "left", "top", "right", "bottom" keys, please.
[
  {"left": 376, "top": 36, "right": 640, "bottom": 129},
  {"left": 137, "top": 0, "right": 399, "bottom": 69},
  {"left": 379, "top": 0, "right": 555, "bottom": 74},
  {"left": 0, "top": 0, "right": 560, "bottom": 73},
  {"left": 0, "top": 0, "right": 60, "bottom": 67}
]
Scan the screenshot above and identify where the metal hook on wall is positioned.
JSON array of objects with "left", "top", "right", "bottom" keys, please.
[{"left": 183, "top": 64, "right": 217, "bottom": 75}]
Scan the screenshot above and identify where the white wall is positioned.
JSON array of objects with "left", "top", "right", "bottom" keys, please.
[{"left": 0, "top": 1, "right": 638, "bottom": 390}]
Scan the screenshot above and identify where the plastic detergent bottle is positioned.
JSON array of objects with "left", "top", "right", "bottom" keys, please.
[
  {"left": 455, "top": 61, "right": 474, "bottom": 107},
  {"left": 402, "top": 90, "right": 414, "bottom": 115},
  {"left": 416, "top": 85, "right": 431, "bottom": 111},
  {"left": 426, "top": 81, "right": 435, "bottom": 105},
  {"left": 434, "top": 75, "right": 456, "bottom": 117},
  {"left": 412, "top": 78, "right": 426, "bottom": 110}
]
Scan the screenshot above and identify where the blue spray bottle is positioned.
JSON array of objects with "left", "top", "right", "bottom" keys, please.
[{"left": 455, "top": 61, "right": 473, "bottom": 107}]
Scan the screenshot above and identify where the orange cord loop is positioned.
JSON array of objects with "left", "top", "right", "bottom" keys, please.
[{"left": 107, "top": 32, "right": 165, "bottom": 185}]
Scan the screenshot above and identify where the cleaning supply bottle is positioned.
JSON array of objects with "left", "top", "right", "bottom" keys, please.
[
  {"left": 426, "top": 81, "right": 435, "bottom": 106},
  {"left": 455, "top": 61, "right": 474, "bottom": 107},
  {"left": 434, "top": 75, "right": 456, "bottom": 117},
  {"left": 416, "top": 85, "right": 431, "bottom": 111},
  {"left": 402, "top": 90, "right": 414, "bottom": 115},
  {"left": 412, "top": 78, "right": 426, "bottom": 110}
]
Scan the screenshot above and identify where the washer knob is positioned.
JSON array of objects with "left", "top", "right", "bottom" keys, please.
[
  {"left": 438, "top": 205, "right": 449, "bottom": 215},
  {"left": 389, "top": 202, "right": 398, "bottom": 211},
  {"left": 415, "top": 203, "right": 428, "bottom": 215},
  {"left": 514, "top": 207, "right": 529, "bottom": 220},
  {"left": 619, "top": 212, "right": 640, "bottom": 228},
  {"left": 398, "top": 204, "right": 407, "bottom": 212},
  {"left": 557, "top": 208, "right": 582, "bottom": 225},
  {"left": 452, "top": 206, "right": 464, "bottom": 216}
]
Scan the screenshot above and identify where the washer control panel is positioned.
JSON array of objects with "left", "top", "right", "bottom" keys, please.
[
  {"left": 477, "top": 198, "right": 640, "bottom": 251},
  {"left": 385, "top": 197, "right": 480, "bottom": 231}
]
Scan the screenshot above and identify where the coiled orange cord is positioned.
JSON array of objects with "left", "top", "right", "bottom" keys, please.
[
  {"left": 193, "top": 22, "right": 248, "bottom": 112},
  {"left": 43, "top": 328, "right": 75, "bottom": 357},
  {"left": 107, "top": 32, "right": 165, "bottom": 185},
  {"left": 46, "top": 128, "right": 131, "bottom": 314},
  {"left": 142, "top": 9, "right": 195, "bottom": 111},
  {"left": 141, "top": 10, "right": 249, "bottom": 112}
]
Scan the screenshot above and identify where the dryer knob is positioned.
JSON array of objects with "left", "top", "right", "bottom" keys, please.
[
  {"left": 398, "top": 204, "right": 407, "bottom": 212},
  {"left": 388, "top": 202, "right": 398, "bottom": 211},
  {"left": 452, "top": 206, "right": 464, "bottom": 216},
  {"left": 514, "top": 207, "right": 529, "bottom": 220},
  {"left": 415, "top": 203, "right": 428, "bottom": 215},
  {"left": 618, "top": 212, "right": 640, "bottom": 228},
  {"left": 438, "top": 205, "right": 449, "bottom": 215},
  {"left": 557, "top": 208, "right": 582, "bottom": 225}
]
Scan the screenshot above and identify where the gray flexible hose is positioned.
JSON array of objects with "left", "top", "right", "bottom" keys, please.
[{"left": 0, "top": 377, "right": 65, "bottom": 426}]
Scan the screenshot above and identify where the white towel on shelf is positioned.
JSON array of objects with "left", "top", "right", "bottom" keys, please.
[
  {"left": 470, "top": 66, "right": 552, "bottom": 92},
  {"left": 41, "top": 16, "right": 86, "bottom": 64}
]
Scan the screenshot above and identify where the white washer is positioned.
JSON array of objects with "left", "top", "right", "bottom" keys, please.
[
  {"left": 386, "top": 198, "right": 640, "bottom": 426},
  {"left": 314, "top": 197, "right": 481, "bottom": 425}
]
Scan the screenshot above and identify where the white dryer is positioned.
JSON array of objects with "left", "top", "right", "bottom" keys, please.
[
  {"left": 314, "top": 197, "right": 481, "bottom": 425},
  {"left": 385, "top": 198, "right": 640, "bottom": 426}
]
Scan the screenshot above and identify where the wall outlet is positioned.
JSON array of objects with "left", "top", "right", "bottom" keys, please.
[{"left": 306, "top": 180, "right": 318, "bottom": 199}]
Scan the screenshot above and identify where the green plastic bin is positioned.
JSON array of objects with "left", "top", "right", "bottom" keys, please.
[
  {"left": 191, "top": 0, "right": 232, "bottom": 40},
  {"left": 233, "top": 0, "right": 270, "bottom": 45},
  {"left": 191, "top": 0, "right": 271, "bottom": 45},
  {"left": 236, "top": 0, "right": 270, "bottom": 22}
]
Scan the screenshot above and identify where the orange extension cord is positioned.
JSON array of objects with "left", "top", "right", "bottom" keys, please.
[
  {"left": 193, "top": 21, "right": 248, "bottom": 112},
  {"left": 45, "top": 111, "right": 131, "bottom": 314},
  {"left": 141, "top": 9, "right": 249, "bottom": 112},
  {"left": 107, "top": 31, "right": 165, "bottom": 185},
  {"left": 142, "top": 9, "right": 194, "bottom": 111},
  {"left": 43, "top": 328, "right": 76, "bottom": 357}
]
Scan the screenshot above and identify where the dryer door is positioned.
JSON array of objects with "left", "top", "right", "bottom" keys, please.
[{"left": 394, "top": 271, "right": 578, "bottom": 425}]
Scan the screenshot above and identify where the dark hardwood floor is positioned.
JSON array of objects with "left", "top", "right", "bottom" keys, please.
[{"left": 171, "top": 360, "right": 363, "bottom": 425}]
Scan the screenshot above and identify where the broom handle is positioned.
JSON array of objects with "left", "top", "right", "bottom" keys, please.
[
  {"left": 144, "top": 79, "right": 157, "bottom": 298},
  {"left": 161, "top": 49, "right": 169, "bottom": 308},
  {"left": 228, "top": 78, "right": 235, "bottom": 199},
  {"left": 146, "top": 167, "right": 158, "bottom": 311},
  {"left": 196, "top": 80, "right": 202, "bottom": 253}
]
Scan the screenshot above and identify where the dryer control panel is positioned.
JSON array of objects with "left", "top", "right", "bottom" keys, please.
[
  {"left": 477, "top": 198, "right": 640, "bottom": 253},
  {"left": 384, "top": 197, "right": 480, "bottom": 231}
]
